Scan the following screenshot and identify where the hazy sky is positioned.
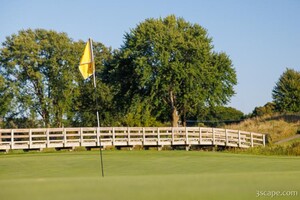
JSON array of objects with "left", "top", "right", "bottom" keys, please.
[{"left": 1, "top": 0, "right": 299, "bottom": 114}]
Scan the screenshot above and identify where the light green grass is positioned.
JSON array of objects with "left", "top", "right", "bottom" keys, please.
[{"left": 0, "top": 151, "right": 299, "bottom": 200}]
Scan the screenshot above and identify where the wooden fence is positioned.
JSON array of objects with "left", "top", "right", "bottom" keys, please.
[{"left": 0, "top": 127, "right": 265, "bottom": 151}]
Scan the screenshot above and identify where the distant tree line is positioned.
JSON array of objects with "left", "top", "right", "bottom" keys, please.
[{"left": 2, "top": 15, "right": 297, "bottom": 128}]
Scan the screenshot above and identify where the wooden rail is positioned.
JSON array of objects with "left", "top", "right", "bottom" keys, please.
[{"left": 0, "top": 127, "right": 265, "bottom": 151}]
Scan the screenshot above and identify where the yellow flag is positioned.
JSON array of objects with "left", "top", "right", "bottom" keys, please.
[{"left": 79, "top": 40, "right": 94, "bottom": 79}]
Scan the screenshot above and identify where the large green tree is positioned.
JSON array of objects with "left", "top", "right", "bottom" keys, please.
[
  {"left": 108, "top": 15, "right": 237, "bottom": 126},
  {"left": 0, "top": 29, "right": 81, "bottom": 127},
  {"left": 272, "top": 68, "right": 300, "bottom": 113}
]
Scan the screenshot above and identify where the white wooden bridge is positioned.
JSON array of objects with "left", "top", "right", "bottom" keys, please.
[{"left": 0, "top": 127, "right": 265, "bottom": 152}]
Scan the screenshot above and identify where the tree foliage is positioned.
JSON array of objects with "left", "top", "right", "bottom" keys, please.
[
  {"left": 0, "top": 75, "right": 13, "bottom": 118},
  {"left": 208, "top": 106, "right": 244, "bottom": 121},
  {"left": 0, "top": 29, "right": 113, "bottom": 128},
  {"left": 251, "top": 102, "right": 276, "bottom": 117},
  {"left": 272, "top": 68, "right": 300, "bottom": 113},
  {"left": 108, "top": 15, "right": 237, "bottom": 126},
  {"left": 0, "top": 16, "right": 239, "bottom": 128},
  {"left": 193, "top": 106, "right": 244, "bottom": 127},
  {"left": 0, "top": 29, "right": 80, "bottom": 127}
]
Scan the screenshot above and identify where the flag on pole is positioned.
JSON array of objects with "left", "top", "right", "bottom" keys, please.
[
  {"left": 78, "top": 38, "right": 105, "bottom": 177},
  {"left": 79, "top": 40, "right": 95, "bottom": 79}
]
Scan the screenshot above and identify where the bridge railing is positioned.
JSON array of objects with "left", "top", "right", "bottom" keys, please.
[{"left": 0, "top": 127, "right": 265, "bottom": 151}]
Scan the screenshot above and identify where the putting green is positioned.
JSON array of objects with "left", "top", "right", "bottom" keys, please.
[{"left": 0, "top": 151, "right": 299, "bottom": 200}]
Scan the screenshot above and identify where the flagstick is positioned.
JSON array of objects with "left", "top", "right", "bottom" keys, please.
[{"left": 89, "top": 38, "right": 105, "bottom": 178}]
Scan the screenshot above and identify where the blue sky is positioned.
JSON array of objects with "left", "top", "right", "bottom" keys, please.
[{"left": 1, "top": 0, "right": 299, "bottom": 114}]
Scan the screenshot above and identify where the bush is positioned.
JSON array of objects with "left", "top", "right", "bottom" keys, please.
[
  {"left": 251, "top": 102, "right": 275, "bottom": 117},
  {"left": 288, "top": 142, "right": 300, "bottom": 155}
]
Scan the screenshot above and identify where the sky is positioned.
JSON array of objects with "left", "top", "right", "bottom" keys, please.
[{"left": 0, "top": 0, "right": 299, "bottom": 114}]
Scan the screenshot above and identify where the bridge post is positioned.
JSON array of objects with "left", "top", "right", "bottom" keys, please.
[
  {"left": 199, "top": 127, "right": 202, "bottom": 145},
  {"left": 238, "top": 130, "right": 241, "bottom": 147},
  {"left": 80, "top": 128, "right": 83, "bottom": 146},
  {"left": 157, "top": 128, "right": 160, "bottom": 146},
  {"left": 142, "top": 128, "right": 145, "bottom": 145},
  {"left": 185, "top": 145, "right": 190, "bottom": 151},
  {"left": 250, "top": 132, "right": 254, "bottom": 147},
  {"left": 158, "top": 146, "right": 162, "bottom": 151},
  {"left": 127, "top": 127, "right": 130, "bottom": 146},
  {"left": 225, "top": 129, "right": 228, "bottom": 146},
  {"left": 63, "top": 128, "right": 67, "bottom": 147},
  {"left": 212, "top": 128, "right": 215, "bottom": 145},
  {"left": 96, "top": 127, "right": 100, "bottom": 146},
  {"left": 185, "top": 127, "right": 188, "bottom": 145},
  {"left": 172, "top": 127, "right": 174, "bottom": 145},
  {"left": 46, "top": 129, "right": 50, "bottom": 148},
  {"left": 11, "top": 129, "right": 14, "bottom": 150},
  {"left": 112, "top": 128, "right": 115, "bottom": 146},
  {"left": 29, "top": 129, "right": 32, "bottom": 149}
]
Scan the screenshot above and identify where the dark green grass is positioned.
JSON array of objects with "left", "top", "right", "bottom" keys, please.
[{"left": 0, "top": 150, "right": 299, "bottom": 200}]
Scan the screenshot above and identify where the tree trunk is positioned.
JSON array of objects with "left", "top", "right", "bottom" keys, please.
[
  {"left": 172, "top": 107, "right": 179, "bottom": 127},
  {"left": 170, "top": 90, "right": 179, "bottom": 127},
  {"left": 183, "top": 105, "right": 187, "bottom": 127},
  {"left": 32, "top": 79, "right": 50, "bottom": 127},
  {"left": 42, "top": 110, "right": 50, "bottom": 128}
]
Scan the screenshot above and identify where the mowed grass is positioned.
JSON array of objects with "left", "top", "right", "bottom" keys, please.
[{"left": 0, "top": 150, "right": 299, "bottom": 200}]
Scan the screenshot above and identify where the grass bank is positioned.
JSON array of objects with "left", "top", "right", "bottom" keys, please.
[{"left": 225, "top": 114, "right": 300, "bottom": 143}]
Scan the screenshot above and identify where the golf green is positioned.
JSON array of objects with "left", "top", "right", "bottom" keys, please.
[{"left": 0, "top": 150, "right": 299, "bottom": 200}]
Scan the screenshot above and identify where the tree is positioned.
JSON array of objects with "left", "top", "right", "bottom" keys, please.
[
  {"left": 189, "top": 106, "right": 244, "bottom": 127},
  {"left": 272, "top": 68, "right": 300, "bottom": 113},
  {"left": 108, "top": 15, "right": 237, "bottom": 126},
  {"left": 208, "top": 106, "right": 244, "bottom": 121},
  {"left": 0, "top": 29, "right": 80, "bottom": 127},
  {"left": 251, "top": 102, "right": 275, "bottom": 117}
]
